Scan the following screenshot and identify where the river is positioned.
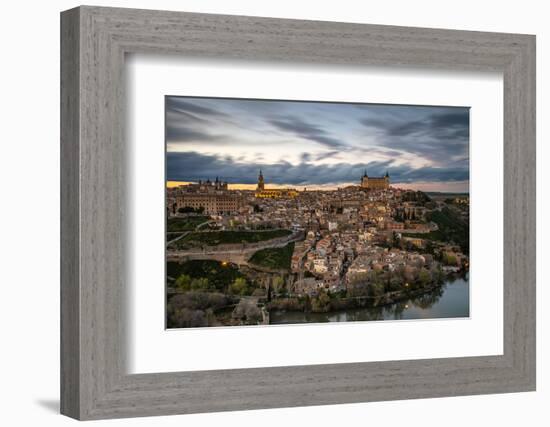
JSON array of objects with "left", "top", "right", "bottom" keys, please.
[{"left": 270, "top": 274, "right": 469, "bottom": 324}]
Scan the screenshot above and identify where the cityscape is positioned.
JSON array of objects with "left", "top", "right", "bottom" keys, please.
[{"left": 165, "top": 97, "right": 470, "bottom": 328}]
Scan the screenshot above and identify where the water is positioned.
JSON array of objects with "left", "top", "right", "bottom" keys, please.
[{"left": 270, "top": 274, "right": 469, "bottom": 324}]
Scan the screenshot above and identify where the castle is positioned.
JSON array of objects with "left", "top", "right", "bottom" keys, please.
[
  {"left": 360, "top": 170, "right": 390, "bottom": 190},
  {"left": 255, "top": 170, "right": 298, "bottom": 199}
]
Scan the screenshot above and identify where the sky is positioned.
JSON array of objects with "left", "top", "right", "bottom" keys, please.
[{"left": 166, "top": 96, "right": 470, "bottom": 192}]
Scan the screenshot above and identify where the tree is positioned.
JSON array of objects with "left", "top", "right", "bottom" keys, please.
[
  {"left": 431, "top": 265, "right": 445, "bottom": 283},
  {"left": 403, "top": 265, "right": 416, "bottom": 284},
  {"left": 229, "top": 277, "right": 248, "bottom": 295},
  {"left": 347, "top": 272, "right": 370, "bottom": 297},
  {"left": 167, "top": 307, "right": 207, "bottom": 328},
  {"left": 272, "top": 276, "right": 285, "bottom": 294},
  {"left": 232, "top": 299, "right": 262, "bottom": 324},
  {"left": 418, "top": 268, "right": 431, "bottom": 286},
  {"left": 190, "top": 277, "right": 210, "bottom": 291},
  {"left": 391, "top": 231, "right": 401, "bottom": 248},
  {"left": 368, "top": 283, "right": 385, "bottom": 298},
  {"left": 443, "top": 253, "right": 458, "bottom": 266},
  {"left": 311, "top": 289, "right": 331, "bottom": 312},
  {"left": 174, "top": 274, "right": 192, "bottom": 291},
  {"left": 166, "top": 291, "right": 230, "bottom": 328},
  {"left": 178, "top": 206, "right": 195, "bottom": 214}
]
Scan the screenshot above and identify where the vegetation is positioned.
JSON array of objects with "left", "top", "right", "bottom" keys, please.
[
  {"left": 166, "top": 291, "right": 231, "bottom": 328},
  {"left": 174, "top": 275, "right": 213, "bottom": 292},
  {"left": 166, "top": 260, "right": 270, "bottom": 327},
  {"left": 167, "top": 216, "right": 210, "bottom": 232},
  {"left": 427, "top": 207, "right": 469, "bottom": 254},
  {"left": 228, "top": 277, "right": 250, "bottom": 296},
  {"left": 177, "top": 206, "right": 205, "bottom": 214},
  {"left": 166, "top": 232, "right": 185, "bottom": 242},
  {"left": 232, "top": 299, "right": 262, "bottom": 324},
  {"left": 167, "top": 260, "right": 247, "bottom": 292},
  {"left": 442, "top": 253, "right": 458, "bottom": 266},
  {"left": 171, "top": 229, "right": 292, "bottom": 249},
  {"left": 401, "top": 190, "right": 432, "bottom": 205},
  {"left": 347, "top": 264, "right": 445, "bottom": 298},
  {"left": 311, "top": 289, "right": 332, "bottom": 313},
  {"left": 271, "top": 276, "right": 285, "bottom": 294},
  {"left": 399, "top": 206, "right": 469, "bottom": 255},
  {"left": 248, "top": 242, "right": 295, "bottom": 270}
]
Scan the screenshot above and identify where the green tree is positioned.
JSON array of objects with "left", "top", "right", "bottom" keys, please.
[
  {"left": 418, "top": 268, "right": 431, "bottom": 286},
  {"left": 443, "top": 253, "right": 458, "bottom": 266},
  {"left": 175, "top": 274, "right": 192, "bottom": 291},
  {"left": 229, "top": 277, "right": 248, "bottom": 295},
  {"left": 272, "top": 276, "right": 285, "bottom": 294},
  {"left": 369, "top": 283, "right": 385, "bottom": 298},
  {"left": 190, "top": 277, "right": 210, "bottom": 291},
  {"left": 311, "top": 289, "right": 331, "bottom": 312}
]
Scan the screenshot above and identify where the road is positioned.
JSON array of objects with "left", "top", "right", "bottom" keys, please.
[{"left": 166, "top": 231, "right": 304, "bottom": 266}]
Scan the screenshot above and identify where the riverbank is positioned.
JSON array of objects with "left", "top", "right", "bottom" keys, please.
[
  {"left": 270, "top": 274, "right": 469, "bottom": 324},
  {"left": 268, "top": 272, "right": 469, "bottom": 319}
]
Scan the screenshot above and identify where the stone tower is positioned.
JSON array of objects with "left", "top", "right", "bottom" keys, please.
[{"left": 257, "top": 170, "right": 265, "bottom": 191}]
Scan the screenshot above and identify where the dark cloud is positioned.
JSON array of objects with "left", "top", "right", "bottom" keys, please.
[
  {"left": 166, "top": 97, "right": 226, "bottom": 117},
  {"left": 165, "top": 98, "right": 470, "bottom": 190},
  {"left": 315, "top": 150, "right": 340, "bottom": 161},
  {"left": 167, "top": 151, "right": 468, "bottom": 185},
  {"left": 166, "top": 127, "right": 224, "bottom": 143},
  {"left": 269, "top": 117, "right": 347, "bottom": 149},
  {"left": 166, "top": 98, "right": 231, "bottom": 143},
  {"left": 360, "top": 109, "right": 469, "bottom": 163},
  {"left": 386, "top": 112, "right": 469, "bottom": 140}
]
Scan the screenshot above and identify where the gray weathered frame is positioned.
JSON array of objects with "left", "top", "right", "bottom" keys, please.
[{"left": 60, "top": 5, "right": 536, "bottom": 420}]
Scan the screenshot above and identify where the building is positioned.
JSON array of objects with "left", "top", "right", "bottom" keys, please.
[
  {"left": 360, "top": 170, "right": 390, "bottom": 190},
  {"left": 174, "top": 193, "right": 242, "bottom": 215},
  {"left": 255, "top": 170, "right": 298, "bottom": 199},
  {"left": 379, "top": 219, "right": 405, "bottom": 231},
  {"left": 169, "top": 177, "right": 242, "bottom": 215},
  {"left": 181, "top": 177, "right": 228, "bottom": 193},
  {"left": 401, "top": 236, "right": 426, "bottom": 249}
]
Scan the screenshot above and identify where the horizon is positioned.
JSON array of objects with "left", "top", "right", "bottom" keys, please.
[
  {"left": 166, "top": 180, "right": 470, "bottom": 194},
  {"left": 166, "top": 97, "right": 470, "bottom": 193}
]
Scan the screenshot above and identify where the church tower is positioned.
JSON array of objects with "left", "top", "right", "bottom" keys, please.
[
  {"left": 361, "top": 170, "right": 368, "bottom": 187},
  {"left": 257, "top": 170, "right": 265, "bottom": 191}
]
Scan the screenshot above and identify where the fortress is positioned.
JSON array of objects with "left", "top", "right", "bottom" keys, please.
[{"left": 360, "top": 170, "right": 390, "bottom": 190}]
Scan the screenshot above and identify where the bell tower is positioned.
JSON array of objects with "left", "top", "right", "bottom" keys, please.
[{"left": 257, "top": 170, "right": 265, "bottom": 191}]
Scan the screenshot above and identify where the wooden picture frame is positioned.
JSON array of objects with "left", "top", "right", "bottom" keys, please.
[{"left": 61, "top": 5, "right": 536, "bottom": 420}]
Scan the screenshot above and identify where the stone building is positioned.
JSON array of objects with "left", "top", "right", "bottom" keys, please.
[
  {"left": 360, "top": 170, "right": 390, "bottom": 190},
  {"left": 255, "top": 170, "right": 298, "bottom": 199},
  {"left": 174, "top": 193, "right": 242, "bottom": 215}
]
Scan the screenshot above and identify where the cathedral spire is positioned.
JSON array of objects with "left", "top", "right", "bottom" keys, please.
[{"left": 257, "top": 169, "right": 265, "bottom": 191}]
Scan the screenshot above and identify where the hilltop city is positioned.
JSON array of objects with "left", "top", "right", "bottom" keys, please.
[{"left": 166, "top": 171, "right": 469, "bottom": 328}]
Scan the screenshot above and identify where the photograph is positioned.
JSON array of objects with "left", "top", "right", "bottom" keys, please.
[{"left": 165, "top": 96, "right": 470, "bottom": 328}]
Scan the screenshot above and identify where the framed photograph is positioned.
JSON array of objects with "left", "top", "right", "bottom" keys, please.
[
  {"left": 164, "top": 96, "right": 471, "bottom": 329},
  {"left": 61, "top": 6, "right": 536, "bottom": 420}
]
